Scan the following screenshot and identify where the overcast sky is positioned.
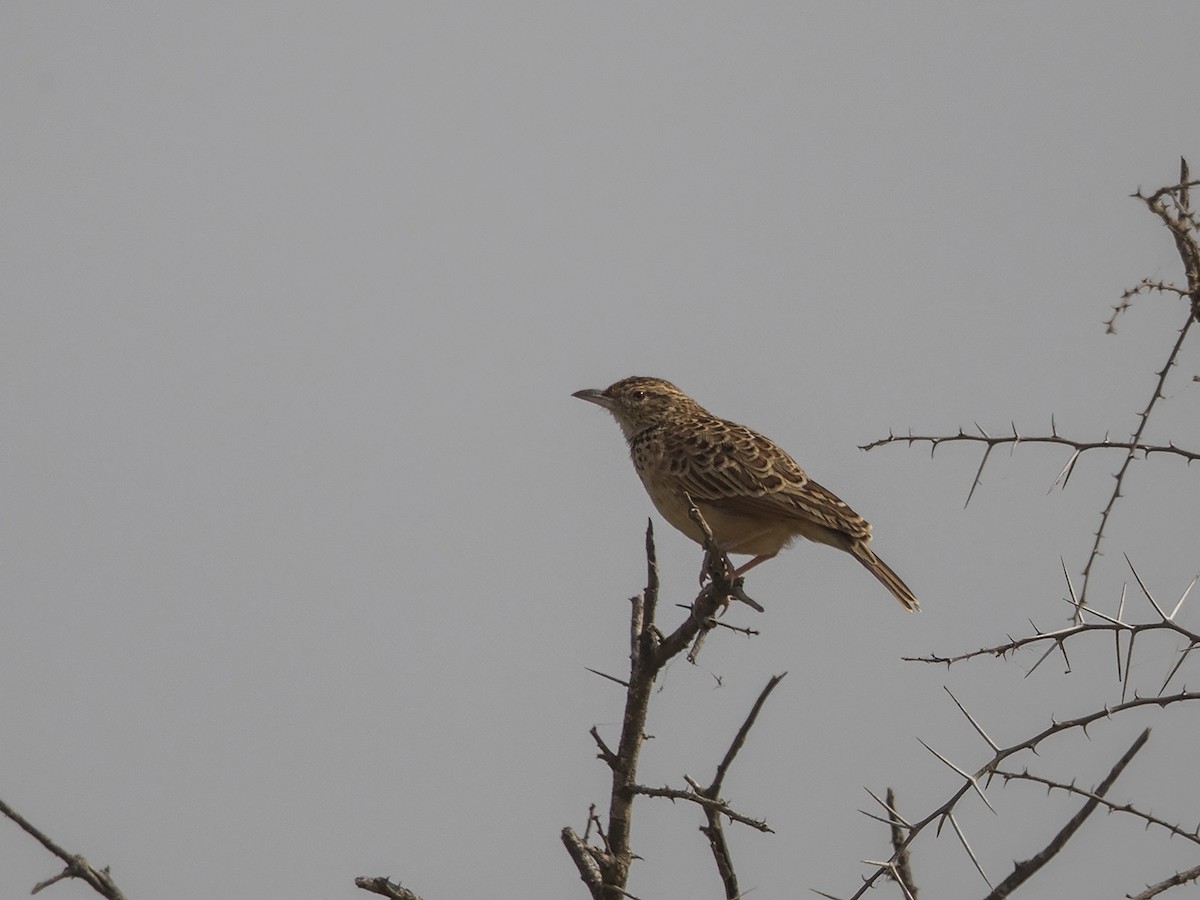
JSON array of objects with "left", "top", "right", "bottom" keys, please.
[{"left": 4, "top": 5, "right": 1200, "bottom": 899}]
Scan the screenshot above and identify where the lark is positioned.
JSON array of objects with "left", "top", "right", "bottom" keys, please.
[{"left": 573, "top": 376, "right": 919, "bottom": 612}]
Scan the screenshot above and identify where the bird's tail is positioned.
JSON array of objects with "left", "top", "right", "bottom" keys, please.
[{"left": 850, "top": 543, "right": 920, "bottom": 612}]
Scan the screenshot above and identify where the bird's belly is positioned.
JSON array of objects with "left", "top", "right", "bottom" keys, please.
[
  {"left": 697, "top": 504, "right": 797, "bottom": 556},
  {"left": 642, "top": 479, "right": 796, "bottom": 557}
]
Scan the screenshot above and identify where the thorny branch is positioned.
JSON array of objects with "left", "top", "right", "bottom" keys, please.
[
  {"left": 861, "top": 308, "right": 1195, "bottom": 619},
  {"left": 995, "top": 767, "right": 1200, "bottom": 847},
  {"left": 871, "top": 579, "right": 1198, "bottom": 896},
  {"left": 355, "top": 507, "right": 771, "bottom": 900},
  {"left": 1127, "top": 865, "right": 1200, "bottom": 900},
  {"left": 1120, "top": 157, "right": 1200, "bottom": 329},
  {"left": 678, "top": 672, "right": 786, "bottom": 900},
  {"left": 355, "top": 877, "right": 425, "bottom": 900},
  {"left": 886, "top": 788, "right": 918, "bottom": 900},
  {"left": 905, "top": 560, "right": 1199, "bottom": 699},
  {"left": 867, "top": 564, "right": 1200, "bottom": 899},
  {"left": 631, "top": 784, "right": 772, "bottom": 832},
  {"left": 863, "top": 160, "right": 1200, "bottom": 622},
  {"left": 859, "top": 426, "right": 1200, "bottom": 487},
  {"left": 832, "top": 692, "right": 1197, "bottom": 900},
  {"left": 980, "top": 729, "right": 1149, "bottom": 900},
  {"left": 1075, "top": 312, "right": 1195, "bottom": 617},
  {"left": 0, "top": 796, "right": 127, "bottom": 900},
  {"left": 564, "top": 510, "right": 779, "bottom": 899}
]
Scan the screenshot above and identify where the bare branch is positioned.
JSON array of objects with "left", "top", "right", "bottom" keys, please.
[
  {"left": 354, "top": 877, "right": 426, "bottom": 900},
  {"left": 862, "top": 418, "right": 1200, "bottom": 571},
  {"left": 561, "top": 827, "right": 605, "bottom": 899},
  {"left": 1077, "top": 312, "right": 1195, "bottom": 616},
  {"left": 711, "top": 672, "right": 787, "bottom": 794},
  {"left": 904, "top": 597, "right": 1199, "bottom": 678},
  {"left": 843, "top": 694, "right": 1200, "bottom": 899},
  {"left": 567, "top": 510, "right": 771, "bottom": 898},
  {"left": 633, "top": 783, "right": 773, "bottom": 832},
  {"left": 863, "top": 224, "right": 1198, "bottom": 619},
  {"left": 981, "top": 729, "right": 1150, "bottom": 900},
  {"left": 860, "top": 430, "right": 1200, "bottom": 466},
  {"left": 0, "top": 796, "right": 126, "bottom": 900},
  {"left": 886, "top": 788, "right": 919, "bottom": 900},
  {"left": 997, "top": 761, "right": 1200, "bottom": 847},
  {"left": 591, "top": 726, "right": 619, "bottom": 770},
  {"left": 1118, "top": 159, "right": 1200, "bottom": 328},
  {"left": 1127, "top": 863, "right": 1200, "bottom": 900},
  {"left": 684, "top": 673, "right": 787, "bottom": 898},
  {"left": 844, "top": 162, "right": 1200, "bottom": 900}
]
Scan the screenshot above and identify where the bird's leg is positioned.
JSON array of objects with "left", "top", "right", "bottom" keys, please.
[
  {"left": 731, "top": 553, "right": 776, "bottom": 578},
  {"left": 696, "top": 549, "right": 764, "bottom": 613},
  {"left": 699, "top": 562, "right": 766, "bottom": 614},
  {"left": 699, "top": 547, "right": 738, "bottom": 586},
  {"left": 698, "top": 548, "right": 714, "bottom": 586},
  {"left": 708, "top": 554, "right": 771, "bottom": 612}
]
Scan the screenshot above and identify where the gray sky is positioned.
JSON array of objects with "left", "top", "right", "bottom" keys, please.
[{"left": 4, "top": 4, "right": 1200, "bottom": 899}]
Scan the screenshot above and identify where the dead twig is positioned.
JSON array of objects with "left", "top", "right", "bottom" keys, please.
[
  {"left": 996, "top": 765, "right": 1200, "bottom": 846},
  {"left": 836, "top": 692, "right": 1200, "bottom": 899},
  {"left": 1127, "top": 863, "right": 1200, "bottom": 900},
  {"left": 0, "top": 796, "right": 126, "bottom": 900},
  {"left": 688, "top": 673, "right": 786, "bottom": 899},
  {"left": 354, "top": 877, "right": 426, "bottom": 900},
  {"left": 904, "top": 570, "right": 1200, "bottom": 702},
  {"left": 567, "top": 511, "right": 772, "bottom": 898},
  {"left": 885, "top": 788, "right": 918, "bottom": 899},
  {"left": 981, "top": 729, "right": 1150, "bottom": 900}
]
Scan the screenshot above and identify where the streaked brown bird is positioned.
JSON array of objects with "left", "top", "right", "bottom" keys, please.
[{"left": 573, "top": 376, "right": 919, "bottom": 612}]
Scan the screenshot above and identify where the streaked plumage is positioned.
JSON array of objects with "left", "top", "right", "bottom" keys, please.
[{"left": 573, "top": 376, "right": 919, "bottom": 612}]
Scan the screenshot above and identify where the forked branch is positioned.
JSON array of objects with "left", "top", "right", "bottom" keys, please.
[
  {"left": 826, "top": 691, "right": 1200, "bottom": 899},
  {"left": 980, "top": 729, "right": 1149, "bottom": 900},
  {"left": 904, "top": 563, "right": 1199, "bottom": 704},
  {"left": 0, "top": 796, "right": 127, "bottom": 900},
  {"left": 565, "top": 509, "right": 778, "bottom": 898},
  {"left": 863, "top": 160, "right": 1200, "bottom": 620}
]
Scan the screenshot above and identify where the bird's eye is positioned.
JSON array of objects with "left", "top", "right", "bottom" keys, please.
[{"left": 631, "top": 390, "right": 645, "bottom": 401}]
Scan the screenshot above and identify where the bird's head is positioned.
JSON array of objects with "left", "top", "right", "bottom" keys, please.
[{"left": 572, "top": 376, "right": 701, "bottom": 440}]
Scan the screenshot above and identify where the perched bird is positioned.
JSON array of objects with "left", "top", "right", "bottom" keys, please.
[{"left": 573, "top": 376, "right": 919, "bottom": 611}]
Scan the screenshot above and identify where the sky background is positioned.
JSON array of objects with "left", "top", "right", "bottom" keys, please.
[{"left": 4, "top": 4, "right": 1200, "bottom": 899}]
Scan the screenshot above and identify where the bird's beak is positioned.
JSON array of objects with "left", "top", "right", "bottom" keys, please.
[{"left": 572, "top": 388, "right": 614, "bottom": 410}]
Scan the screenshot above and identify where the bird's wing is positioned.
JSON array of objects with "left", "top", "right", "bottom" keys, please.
[{"left": 668, "top": 417, "right": 873, "bottom": 542}]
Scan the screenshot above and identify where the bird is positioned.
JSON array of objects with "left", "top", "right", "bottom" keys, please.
[{"left": 572, "top": 376, "right": 919, "bottom": 612}]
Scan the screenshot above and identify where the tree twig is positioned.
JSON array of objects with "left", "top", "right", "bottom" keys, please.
[
  {"left": 0, "top": 796, "right": 127, "bottom": 900},
  {"left": 566, "top": 510, "right": 770, "bottom": 899},
  {"left": 995, "top": 765, "right": 1200, "bottom": 846},
  {"left": 1127, "top": 863, "right": 1200, "bottom": 900},
  {"left": 688, "top": 673, "right": 786, "bottom": 899},
  {"left": 834, "top": 693, "right": 1200, "bottom": 899},
  {"left": 980, "top": 728, "right": 1150, "bottom": 899},
  {"left": 354, "top": 876, "right": 426, "bottom": 900},
  {"left": 886, "top": 788, "right": 918, "bottom": 899}
]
